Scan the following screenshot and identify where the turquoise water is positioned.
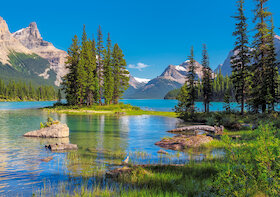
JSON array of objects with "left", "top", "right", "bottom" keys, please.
[
  {"left": 0, "top": 101, "right": 224, "bottom": 196},
  {"left": 0, "top": 99, "right": 241, "bottom": 112}
]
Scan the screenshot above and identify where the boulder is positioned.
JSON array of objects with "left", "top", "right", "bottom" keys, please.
[
  {"left": 23, "top": 123, "right": 69, "bottom": 138},
  {"left": 45, "top": 143, "right": 78, "bottom": 151},
  {"left": 155, "top": 134, "right": 213, "bottom": 151},
  {"left": 106, "top": 166, "right": 132, "bottom": 178}
]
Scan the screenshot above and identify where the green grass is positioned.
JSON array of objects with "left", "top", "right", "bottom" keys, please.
[{"left": 44, "top": 103, "right": 177, "bottom": 118}]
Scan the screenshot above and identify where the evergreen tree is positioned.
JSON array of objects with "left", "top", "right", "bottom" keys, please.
[
  {"left": 96, "top": 25, "right": 105, "bottom": 105},
  {"left": 266, "top": 17, "right": 278, "bottom": 111},
  {"left": 79, "top": 25, "right": 96, "bottom": 106},
  {"left": 62, "top": 35, "right": 80, "bottom": 105},
  {"left": 91, "top": 37, "right": 100, "bottom": 103},
  {"left": 231, "top": 0, "right": 250, "bottom": 115},
  {"left": 201, "top": 44, "right": 212, "bottom": 113},
  {"left": 112, "top": 44, "right": 129, "bottom": 104},
  {"left": 175, "top": 46, "right": 197, "bottom": 119},
  {"left": 103, "top": 33, "right": 114, "bottom": 105},
  {"left": 251, "top": 0, "right": 273, "bottom": 113}
]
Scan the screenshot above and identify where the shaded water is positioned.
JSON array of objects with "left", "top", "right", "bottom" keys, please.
[{"left": 0, "top": 101, "right": 223, "bottom": 196}]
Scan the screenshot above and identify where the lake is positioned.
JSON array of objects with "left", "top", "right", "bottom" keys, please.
[
  {"left": 0, "top": 99, "right": 243, "bottom": 112},
  {"left": 0, "top": 100, "right": 224, "bottom": 196}
]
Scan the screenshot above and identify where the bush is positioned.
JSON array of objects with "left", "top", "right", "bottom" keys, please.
[
  {"left": 40, "top": 117, "right": 58, "bottom": 128},
  {"left": 212, "top": 124, "right": 280, "bottom": 196}
]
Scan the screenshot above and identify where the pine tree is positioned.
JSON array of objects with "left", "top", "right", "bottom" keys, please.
[
  {"left": 91, "top": 37, "right": 100, "bottom": 103},
  {"left": 231, "top": 0, "right": 250, "bottom": 115},
  {"left": 103, "top": 33, "right": 114, "bottom": 105},
  {"left": 96, "top": 25, "right": 104, "bottom": 105},
  {"left": 112, "top": 44, "right": 129, "bottom": 104},
  {"left": 175, "top": 46, "right": 197, "bottom": 119},
  {"left": 201, "top": 44, "right": 212, "bottom": 113},
  {"left": 79, "top": 26, "right": 96, "bottom": 106},
  {"left": 62, "top": 35, "right": 80, "bottom": 105},
  {"left": 186, "top": 46, "right": 198, "bottom": 114},
  {"left": 251, "top": 0, "right": 272, "bottom": 113},
  {"left": 266, "top": 17, "right": 278, "bottom": 111}
]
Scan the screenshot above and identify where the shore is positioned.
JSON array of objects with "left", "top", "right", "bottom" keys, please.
[{"left": 43, "top": 104, "right": 178, "bottom": 118}]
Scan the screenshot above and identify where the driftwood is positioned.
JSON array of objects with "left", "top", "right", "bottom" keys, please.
[{"left": 168, "top": 125, "right": 224, "bottom": 134}]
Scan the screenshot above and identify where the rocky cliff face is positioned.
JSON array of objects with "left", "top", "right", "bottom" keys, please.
[
  {"left": 160, "top": 60, "right": 205, "bottom": 85},
  {"left": 12, "top": 22, "right": 68, "bottom": 86},
  {"left": 0, "top": 17, "right": 32, "bottom": 65}
]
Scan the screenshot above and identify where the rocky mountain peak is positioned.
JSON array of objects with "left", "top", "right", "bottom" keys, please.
[
  {"left": 28, "top": 22, "right": 42, "bottom": 40},
  {"left": 0, "top": 17, "right": 10, "bottom": 37}
]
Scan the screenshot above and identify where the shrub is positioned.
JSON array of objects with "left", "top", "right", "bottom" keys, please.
[{"left": 212, "top": 124, "right": 280, "bottom": 196}]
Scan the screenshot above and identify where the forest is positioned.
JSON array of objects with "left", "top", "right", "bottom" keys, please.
[
  {"left": 0, "top": 79, "right": 57, "bottom": 101},
  {"left": 175, "top": 0, "right": 279, "bottom": 118},
  {"left": 62, "top": 26, "right": 129, "bottom": 106}
]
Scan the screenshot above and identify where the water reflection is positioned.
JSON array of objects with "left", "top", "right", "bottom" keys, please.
[{"left": 0, "top": 110, "right": 223, "bottom": 196}]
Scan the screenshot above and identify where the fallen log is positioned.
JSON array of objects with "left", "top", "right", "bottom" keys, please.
[{"left": 167, "top": 125, "right": 224, "bottom": 134}]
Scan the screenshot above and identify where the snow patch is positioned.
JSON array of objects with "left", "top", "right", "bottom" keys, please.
[
  {"left": 134, "top": 77, "right": 151, "bottom": 84},
  {"left": 174, "top": 65, "right": 187, "bottom": 72}
]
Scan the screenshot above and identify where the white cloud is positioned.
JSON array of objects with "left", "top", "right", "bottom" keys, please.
[{"left": 128, "top": 62, "right": 150, "bottom": 71}]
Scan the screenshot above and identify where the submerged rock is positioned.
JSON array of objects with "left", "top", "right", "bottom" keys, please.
[
  {"left": 23, "top": 123, "right": 69, "bottom": 138},
  {"left": 45, "top": 143, "right": 78, "bottom": 151},
  {"left": 155, "top": 135, "right": 213, "bottom": 151},
  {"left": 157, "top": 149, "right": 169, "bottom": 155},
  {"left": 40, "top": 156, "right": 53, "bottom": 162}
]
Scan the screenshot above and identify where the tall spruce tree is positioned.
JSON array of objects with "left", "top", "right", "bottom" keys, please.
[
  {"left": 103, "top": 33, "right": 114, "bottom": 105},
  {"left": 96, "top": 25, "right": 104, "bottom": 105},
  {"left": 91, "top": 37, "right": 100, "bottom": 103},
  {"left": 62, "top": 35, "right": 80, "bottom": 105},
  {"left": 251, "top": 0, "right": 273, "bottom": 113},
  {"left": 175, "top": 46, "right": 197, "bottom": 119},
  {"left": 266, "top": 17, "right": 278, "bottom": 111},
  {"left": 112, "top": 44, "right": 129, "bottom": 104},
  {"left": 231, "top": 0, "right": 250, "bottom": 115},
  {"left": 201, "top": 44, "right": 212, "bottom": 113},
  {"left": 81, "top": 26, "right": 97, "bottom": 106}
]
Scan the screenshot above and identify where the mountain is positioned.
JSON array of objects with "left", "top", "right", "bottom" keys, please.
[
  {"left": 124, "top": 60, "right": 206, "bottom": 99},
  {"left": 0, "top": 17, "right": 57, "bottom": 86},
  {"left": 0, "top": 16, "right": 68, "bottom": 86},
  {"left": 160, "top": 60, "right": 204, "bottom": 84},
  {"left": 216, "top": 35, "right": 280, "bottom": 76},
  {"left": 12, "top": 22, "right": 68, "bottom": 86}
]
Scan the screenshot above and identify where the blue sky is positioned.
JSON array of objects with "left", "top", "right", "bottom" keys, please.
[{"left": 1, "top": 0, "right": 280, "bottom": 79}]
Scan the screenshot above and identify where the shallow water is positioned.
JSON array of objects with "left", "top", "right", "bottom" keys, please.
[{"left": 0, "top": 101, "right": 224, "bottom": 196}]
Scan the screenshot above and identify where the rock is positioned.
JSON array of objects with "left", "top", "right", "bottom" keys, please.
[
  {"left": 23, "top": 123, "right": 69, "bottom": 138},
  {"left": 214, "top": 125, "right": 224, "bottom": 135},
  {"left": 106, "top": 166, "right": 132, "bottom": 178},
  {"left": 155, "top": 135, "right": 213, "bottom": 151},
  {"left": 40, "top": 156, "right": 53, "bottom": 162},
  {"left": 12, "top": 22, "right": 68, "bottom": 86},
  {"left": 45, "top": 143, "right": 78, "bottom": 151},
  {"left": 157, "top": 149, "right": 169, "bottom": 155}
]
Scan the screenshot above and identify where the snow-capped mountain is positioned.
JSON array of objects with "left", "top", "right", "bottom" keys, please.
[
  {"left": 124, "top": 59, "right": 208, "bottom": 99},
  {"left": 159, "top": 60, "right": 205, "bottom": 84},
  {"left": 134, "top": 77, "right": 151, "bottom": 84}
]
